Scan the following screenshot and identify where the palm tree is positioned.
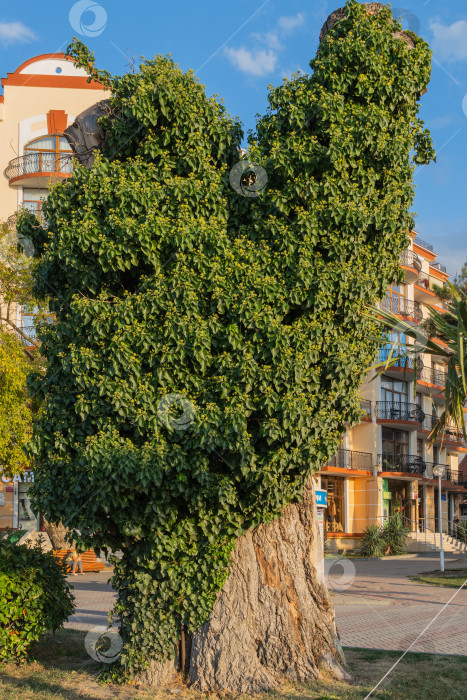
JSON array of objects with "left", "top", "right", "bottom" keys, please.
[{"left": 372, "top": 283, "right": 467, "bottom": 444}]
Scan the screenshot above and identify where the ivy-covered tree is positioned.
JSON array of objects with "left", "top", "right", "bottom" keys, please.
[{"left": 22, "top": 2, "right": 434, "bottom": 692}]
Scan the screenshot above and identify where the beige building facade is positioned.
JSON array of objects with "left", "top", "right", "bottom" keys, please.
[{"left": 319, "top": 234, "right": 467, "bottom": 551}]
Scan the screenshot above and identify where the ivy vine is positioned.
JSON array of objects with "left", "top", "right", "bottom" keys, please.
[{"left": 22, "top": 0, "right": 434, "bottom": 679}]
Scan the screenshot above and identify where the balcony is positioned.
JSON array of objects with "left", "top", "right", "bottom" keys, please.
[
  {"left": 417, "top": 366, "right": 448, "bottom": 389},
  {"left": 323, "top": 448, "right": 373, "bottom": 471},
  {"left": 5, "top": 152, "right": 73, "bottom": 187},
  {"left": 378, "top": 296, "right": 422, "bottom": 323},
  {"left": 400, "top": 250, "right": 422, "bottom": 283},
  {"left": 424, "top": 462, "right": 458, "bottom": 483},
  {"left": 414, "top": 235, "right": 434, "bottom": 253},
  {"left": 379, "top": 453, "right": 426, "bottom": 474},
  {"left": 431, "top": 262, "right": 447, "bottom": 274},
  {"left": 376, "top": 401, "right": 425, "bottom": 425},
  {"left": 415, "top": 272, "right": 447, "bottom": 304},
  {"left": 377, "top": 347, "right": 422, "bottom": 379},
  {"left": 421, "top": 416, "right": 464, "bottom": 445}
]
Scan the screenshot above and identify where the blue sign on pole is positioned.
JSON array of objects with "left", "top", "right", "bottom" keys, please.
[{"left": 316, "top": 490, "right": 328, "bottom": 507}]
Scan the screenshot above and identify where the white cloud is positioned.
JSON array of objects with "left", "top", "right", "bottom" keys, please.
[
  {"left": 277, "top": 13, "right": 305, "bottom": 34},
  {"left": 250, "top": 31, "right": 283, "bottom": 51},
  {"left": 430, "top": 19, "right": 467, "bottom": 62},
  {"left": 224, "top": 47, "right": 277, "bottom": 77},
  {"left": 225, "top": 12, "right": 305, "bottom": 77},
  {"left": 0, "top": 21, "right": 37, "bottom": 46}
]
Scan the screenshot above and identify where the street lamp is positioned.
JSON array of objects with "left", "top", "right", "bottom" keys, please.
[{"left": 433, "top": 465, "right": 446, "bottom": 572}]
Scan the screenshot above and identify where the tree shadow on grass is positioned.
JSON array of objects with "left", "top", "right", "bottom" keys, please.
[{"left": 0, "top": 673, "right": 107, "bottom": 700}]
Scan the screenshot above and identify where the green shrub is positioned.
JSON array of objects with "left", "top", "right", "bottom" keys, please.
[
  {"left": 359, "top": 525, "right": 384, "bottom": 557},
  {"left": 454, "top": 523, "right": 467, "bottom": 544},
  {"left": 0, "top": 533, "right": 75, "bottom": 662},
  {"left": 381, "top": 513, "right": 409, "bottom": 556}
]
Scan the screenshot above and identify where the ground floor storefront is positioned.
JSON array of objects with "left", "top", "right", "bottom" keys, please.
[
  {"left": 0, "top": 471, "right": 41, "bottom": 533},
  {"left": 318, "top": 468, "right": 467, "bottom": 552}
]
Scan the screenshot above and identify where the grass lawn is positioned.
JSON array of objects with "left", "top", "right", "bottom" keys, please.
[
  {"left": 410, "top": 568, "right": 467, "bottom": 588},
  {"left": 0, "top": 629, "right": 466, "bottom": 699}
]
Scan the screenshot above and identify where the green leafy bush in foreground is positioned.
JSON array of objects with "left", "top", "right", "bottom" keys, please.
[{"left": 0, "top": 533, "right": 75, "bottom": 662}]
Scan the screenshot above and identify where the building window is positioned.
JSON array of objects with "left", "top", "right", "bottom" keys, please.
[
  {"left": 321, "top": 476, "right": 345, "bottom": 533},
  {"left": 21, "top": 305, "right": 53, "bottom": 346},
  {"left": 23, "top": 135, "right": 72, "bottom": 174},
  {"left": 381, "top": 377, "right": 408, "bottom": 404},
  {"left": 18, "top": 482, "right": 36, "bottom": 530},
  {"left": 382, "top": 427, "right": 409, "bottom": 457},
  {"left": 23, "top": 188, "right": 49, "bottom": 217}
]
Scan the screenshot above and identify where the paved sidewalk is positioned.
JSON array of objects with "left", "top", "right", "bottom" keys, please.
[
  {"left": 64, "top": 570, "right": 116, "bottom": 632},
  {"left": 65, "top": 555, "right": 467, "bottom": 656},
  {"left": 326, "top": 554, "right": 467, "bottom": 655}
]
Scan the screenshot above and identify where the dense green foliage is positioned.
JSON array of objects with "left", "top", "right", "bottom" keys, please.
[
  {"left": 0, "top": 535, "right": 74, "bottom": 662},
  {"left": 21, "top": 1, "right": 434, "bottom": 677},
  {"left": 359, "top": 514, "right": 409, "bottom": 556},
  {"left": 381, "top": 513, "right": 409, "bottom": 555},
  {"left": 359, "top": 524, "right": 385, "bottom": 557},
  {"left": 0, "top": 329, "right": 34, "bottom": 476}
]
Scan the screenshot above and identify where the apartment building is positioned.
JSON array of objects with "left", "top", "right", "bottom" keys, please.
[
  {"left": 0, "top": 52, "right": 108, "bottom": 531},
  {"left": 318, "top": 233, "right": 467, "bottom": 551}
]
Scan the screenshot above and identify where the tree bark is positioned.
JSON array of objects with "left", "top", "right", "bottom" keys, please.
[
  {"left": 136, "top": 479, "right": 346, "bottom": 693},
  {"left": 43, "top": 519, "right": 69, "bottom": 550},
  {"left": 188, "top": 479, "right": 345, "bottom": 693}
]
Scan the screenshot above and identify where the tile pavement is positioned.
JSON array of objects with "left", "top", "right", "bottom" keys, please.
[{"left": 326, "top": 554, "right": 467, "bottom": 655}]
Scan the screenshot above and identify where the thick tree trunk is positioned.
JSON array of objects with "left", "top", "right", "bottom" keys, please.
[
  {"left": 43, "top": 519, "right": 69, "bottom": 550},
  {"left": 189, "top": 479, "right": 345, "bottom": 693},
  {"left": 137, "top": 479, "right": 347, "bottom": 693}
]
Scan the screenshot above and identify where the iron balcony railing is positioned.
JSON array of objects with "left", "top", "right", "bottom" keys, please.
[
  {"left": 324, "top": 448, "right": 373, "bottom": 470},
  {"left": 377, "top": 347, "right": 422, "bottom": 371},
  {"left": 400, "top": 250, "right": 422, "bottom": 271},
  {"left": 418, "top": 366, "right": 448, "bottom": 388},
  {"left": 417, "top": 271, "right": 446, "bottom": 295},
  {"left": 431, "top": 262, "right": 447, "bottom": 273},
  {"left": 379, "top": 453, "right": 426, "bottom": 474},
  {"left": 414, "top": 235, "right": 434, "bottom": 252},
  {"left": 378, "top": 296, "right": 422, "bottom": 321},
  {"left": 422, "top": 415, "right": 463, "bottom": 442},
  {"left": 5, "top": 152, "right": 73, "bottom": 180},
  {"left": 376, "top": 401, "right": 425, "bottom": 423},
  {"left": 423, "top": 462, "right": 467, "bottom": 485},
  {"left": 360, "top": 399, "right": 371, "bottom": 420}
]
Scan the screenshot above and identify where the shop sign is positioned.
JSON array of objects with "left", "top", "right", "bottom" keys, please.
[
  {"left": 383, "top": 491, "right": 392, "bottom": 500},
  {"left": 1, "top": 471, "right": 34, "bottom": 484},
  {"left": 316, "top": 489, "right": 328, "bottom": 507},
  {"left": 441, "top": 494, "right": 447, "bottom": 502}
]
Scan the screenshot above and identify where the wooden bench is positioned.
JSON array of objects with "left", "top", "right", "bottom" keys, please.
[{"left": 52, "top": 549, "right": 105, "bottom": 573}]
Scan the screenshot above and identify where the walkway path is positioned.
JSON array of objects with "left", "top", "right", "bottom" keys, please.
[
  {"left": 326, "top": 554, "right": 467, "bottom": 655},
  {"left": 65, "top": 554, "right": 467, "bottom": 656}
]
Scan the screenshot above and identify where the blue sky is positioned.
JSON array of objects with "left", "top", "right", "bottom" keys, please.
[{"left": 1, "top": 0, "right": 466, "bottom": 274}]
